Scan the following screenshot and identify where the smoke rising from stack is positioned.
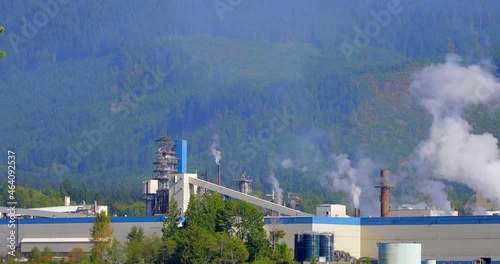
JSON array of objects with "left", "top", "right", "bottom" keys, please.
[
  {"left": 270, "top": 172, "right": 283, "bottom": 205},
  {"left": 421, "top": 180, "right": 452, "bottom": 215},
  {"left": 325, "top": 154, "right": 377, "bottom": 214},
  {"left": 411, "top": 55, "right": 500, "bottom": 204},
  {"left": 210, "top": 134, "right": 222, "bottom": 165}
]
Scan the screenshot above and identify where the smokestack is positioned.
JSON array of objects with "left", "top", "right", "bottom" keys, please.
[
  {"left": 216, "top": 164, "right": 220, "bottom": 185},
  {"left": 375, "top": 169, "right": 393, "bottom": 218},
  {"left": 354, "top": 208, "right": 360, "bottom": 217},
  {"left": 205, "top": 169, "right": 208, "bottom": 182}
]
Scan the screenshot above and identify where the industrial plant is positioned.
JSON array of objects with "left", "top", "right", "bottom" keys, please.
[{"left": 1, "top": 136, "right": 500, "bottom": 263}]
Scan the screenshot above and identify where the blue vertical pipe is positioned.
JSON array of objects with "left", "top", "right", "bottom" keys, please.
[{"left": 176, "top": 140, "right": 187, "bottom": 173}]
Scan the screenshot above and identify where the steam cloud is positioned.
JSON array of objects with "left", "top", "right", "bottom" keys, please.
[
  {"left": 270, "top": 172, "right": 284, "bottom": 205},
  {"left": 411, "top": 55, "right": 500, "bottom": 204},
  {"left": 281, "top": 159, "right": 293, "bottom": 169},
  {"left": 421, "top": 180, "right": 453, "bottom": 215},
  {"left": 325, "top": 154, "right": 377, "bottom": 212},
  {"left": 210, "top": 134, "right": 221, "bottom": 165}
]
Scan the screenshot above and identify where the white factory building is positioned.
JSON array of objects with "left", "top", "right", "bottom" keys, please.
[{"left": 1, "top": 213, "right": 500, "bottom": 262}]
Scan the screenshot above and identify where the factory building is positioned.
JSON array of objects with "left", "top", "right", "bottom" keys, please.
[
  {"left": 2, "top": 137, "right": 500, "bottom": 262},
  {"left": 265, "top": 215, "right": 500, "bottom": 261},
  {"left": 2, "top": 214, "right": 499, "bottom": 261},
  {"left": 0, "top": 216, "right": 164, "bottom": 256}
]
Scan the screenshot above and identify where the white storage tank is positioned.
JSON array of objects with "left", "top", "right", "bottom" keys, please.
[
  {"left": 378, "top": 243, "right": 421, "bottom": 264},
  {"left": 425, "top": 260, "right": 436, "bottom": 264}
]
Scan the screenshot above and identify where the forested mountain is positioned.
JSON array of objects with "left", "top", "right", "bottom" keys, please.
[{"left": 2, "top": 1, "right": 500, "bottom": 215}]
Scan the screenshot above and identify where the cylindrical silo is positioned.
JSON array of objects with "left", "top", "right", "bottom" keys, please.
[
  {"left": 294, "top": 233, "right": 302, "bottom": 262},
  {"left": 378, "top": 243, "right": 421, "bottom": 264},
  {"left": 425, "top": 260, "right": 436, "bottom": 264},
  {"left": 319, "top": 233, "right": 334, "bottom": 261},
  {"left": 302, "top": 232, "right": 320, "bottom": 262}
]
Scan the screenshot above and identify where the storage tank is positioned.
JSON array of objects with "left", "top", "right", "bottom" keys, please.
[
  {"left": 378, "top": 243, "right": 421, "bottom": 264},
  {"left": 294, "top": 233, "right": 302, "bottom": 262},
  {"left": 319, "top": 233, "right": 334, "bottom": 261},
  {"left": 425, "top": 260, "right": 436, "bottom": 264},
  {"left": 302, "top": 232, "right": 320, "bottom": 261}
]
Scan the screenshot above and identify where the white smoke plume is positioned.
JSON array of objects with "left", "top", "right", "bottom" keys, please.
[
  {"left": 270, "top": 172, "right": 283, "bottom": 205},
  {"left": 421, "top": 180, "right": 453, "bottom": 215},
  {"left": 281, "top": 159, "right": 293, "bottom": 169},
  {"left": 411, "top": 55, "right": 500, "bottom": 204},
  {"left": 325, "top": 154, "right": 377, "bottom": 212},
  {"left": 210, "top": 134, "right": 221, "bottom": 165}
]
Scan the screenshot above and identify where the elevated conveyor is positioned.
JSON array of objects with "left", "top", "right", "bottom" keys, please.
[{"left": 189, "top": 177, "right": 311, "bottom": 217}]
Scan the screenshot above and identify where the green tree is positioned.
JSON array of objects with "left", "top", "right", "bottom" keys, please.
[
  {"left": 30, "top": 246, "right": 41, "bottom": 262},
  {"left": 272, "top": 243, "right": 294, "bottom": 264},
  {"left": 141, "top": 233, "right": 163, "bottom": 263},
  {"left": 211, "top": 232, "right": 249, "bottom": 264},
  {"left": 230, "top": 200, "right": 270, "bottom": 261},
  {"left": 107, "top": 238, "right": 125, "bottom": 264},
  {"left": 90, "top": 211, "right": 114, "bottom": 262},
  {"left": 60, "top": 176, "right": 73, "bottom": 197},
  {"left": 270, "top": 229, "right": 293, "bottom": 264},
  {"left": 158, "top": 237, "right": 179, "bottom": 263},
  {"left": 162, "top": 197, "right": 180, "bottom": 240},
  {"left": 42, "top": 246, "right": 54, "bottom": 262},
  {"left": 0, "top": 26, "right": 5, "bottom": 58},
  {"left": 125, "top": 226, "right": 144, "bottom": 263},
  {"left": 178, "top": 224, "right": 215, "bottom": 264}
]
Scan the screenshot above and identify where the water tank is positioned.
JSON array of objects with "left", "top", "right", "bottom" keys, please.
[
  {"left": 425, "top": 260, "right": 436, "bottom": 264},
  {"left": 378, "top": 243, "right": 421, "bottom": 264},
  {"left": 319, "top": 233, "right": 334, "bottom": 261},
  {"left": 294, "top": 233, "right": 302, "bottom": 262},
  {"left": 302, "top": 232, "right": 320, "bottom": 261}
]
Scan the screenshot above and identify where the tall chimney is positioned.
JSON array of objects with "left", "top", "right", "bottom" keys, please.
[
  {"left": 375, "top": 169, "right": 393, "bottom": 218},
  {"left": 216, "top": 165, "right": 220, "bottom": 185},
  {"left": 354, "top": 208, "right": 360, "bottom": 217}
]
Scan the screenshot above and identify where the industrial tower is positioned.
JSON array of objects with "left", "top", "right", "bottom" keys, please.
[
  {"left": 235, "top": 172, "right": 252, "bottom": 195},
  {"left": 143, "top": 136, "right": 187, "bottom": 216}
]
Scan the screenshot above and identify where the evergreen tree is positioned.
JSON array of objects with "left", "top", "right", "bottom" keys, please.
[
  {"left": 162, "top": 197, "right": 180, "bottom": 240},
  {"left": 141, "top": 233, "right": 163, "bottom": 263},
  {"left": 125, "top": 226, "right": 145, "bottom": 263},
  {"left": 60, "top": 176, "right": 73, "bottom": 197}
]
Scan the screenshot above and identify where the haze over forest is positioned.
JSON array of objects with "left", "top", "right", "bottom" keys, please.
[{"left": 2, "top": 0, "right": 500, "bottom": 215}]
